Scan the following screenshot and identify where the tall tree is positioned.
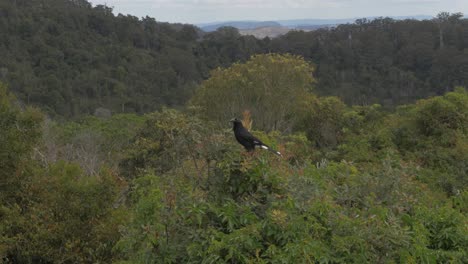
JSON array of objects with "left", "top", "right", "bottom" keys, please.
[{"left": 191, "top": 54, "right": 316, "bottom": 132}]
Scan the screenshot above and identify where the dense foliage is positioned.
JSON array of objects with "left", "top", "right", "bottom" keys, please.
[
  {"left": 0, "top": 0, "right": 252, "bottom": 116},
  {"left": 271, "top": 12, "right": 468, "bottom": 105},
  {"left": 1, "top": 54, "right": 466, "bottom": 262},
  {"left": 191, "top": 54, "right": 315, "bottom": 132},
  {"left": 1, "top": 0, "right": 467, "bottom": 117},
  {"left": 1, "top": 1, "right": 467, "bottom": 262}
]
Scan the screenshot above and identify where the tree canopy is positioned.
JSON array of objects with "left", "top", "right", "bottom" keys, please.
[
  {"left": 191, "top": 53, "right": 315, "bottom": 132},
  {"left": 0, "top": 1, "right": 467, "bottom": 262},
  {"left": 1, "top": 0, "right": 467, "bottom": 117},
  {"left": 1, "top": 84, "right": 467, "bottom": 263}
]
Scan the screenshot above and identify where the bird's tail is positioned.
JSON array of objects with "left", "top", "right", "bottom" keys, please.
[{"left": 259, "top": 144, "right": 282, "bottom": 157}]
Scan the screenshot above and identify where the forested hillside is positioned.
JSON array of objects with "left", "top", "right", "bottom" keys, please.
[
  {"left": 0, "top": 0, "right": 264, "bottom": 116},
  {"left": 1, "top": 54, "right": 467, "bottom": 263},
  {"left": 271, "top": 14, "right": 468, "bottom": 105},
  {"left": 1, "top": 0, "right": 467, "bottom": 117}
]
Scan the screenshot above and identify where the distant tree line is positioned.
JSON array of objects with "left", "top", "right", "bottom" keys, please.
[
  {"left": 270, "top": 12, "right": 468, "bottom": 106},
  {"left": 0, "top": 0, "right": 467, "bottom": 117}
]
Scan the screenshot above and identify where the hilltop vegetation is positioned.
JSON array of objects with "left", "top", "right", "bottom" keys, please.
[
  {"left": 0, "top": 0, "right": 467, "bottom": 262},
  {"left": 0, "top": 0, "right": 467, "bottom": 117},
  {"left": 1, "top": 54, "right": 467, "bottom": 263}
]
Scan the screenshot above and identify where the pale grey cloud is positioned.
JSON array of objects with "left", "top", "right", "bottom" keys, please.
[{"left": 88, "top": 0, "right": 467, "bottom": 23}]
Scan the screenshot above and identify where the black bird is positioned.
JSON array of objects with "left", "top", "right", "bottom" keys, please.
[{"left": 230, "top": 118, "right": 282, "bottom": 156}]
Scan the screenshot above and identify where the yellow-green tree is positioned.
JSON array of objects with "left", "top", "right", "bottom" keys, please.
[{"left": 191, "top": 53, "right": 315, "bottom": 132}]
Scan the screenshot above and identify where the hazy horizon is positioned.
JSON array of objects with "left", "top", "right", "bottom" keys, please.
[
  {"left": 87, "top": 0, "right": 467, "bottom": 24},
  {"left": 196, "top": 15, "right": 434, "bottom": 27}
]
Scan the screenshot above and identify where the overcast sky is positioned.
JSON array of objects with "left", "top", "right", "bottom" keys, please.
[{"left": 87, "top": 0, "right": 467, "bottom": 24}]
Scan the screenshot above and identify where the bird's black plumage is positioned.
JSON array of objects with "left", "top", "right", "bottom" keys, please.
[{"left": 230, "top": 118, "right": 282, "bottom": 156}]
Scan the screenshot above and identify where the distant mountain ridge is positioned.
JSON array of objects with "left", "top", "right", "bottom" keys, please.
[
  {"left": 238, "top": 26, "right": 291, "bottom": 39},
  {"left": 198, "top": 15, "right": 434, "bottom": 32},
  {"left": 200, "top": 21, "right": 281, "bottom": 32}
]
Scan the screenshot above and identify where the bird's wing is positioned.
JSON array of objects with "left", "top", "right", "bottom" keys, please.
[
  {"left": 248, "top": 135, "right": 265, "bottom": 146},
  {"left": 238, "top": 128, "right": 261, "bottom": 142},
  {"left": 237, "top": 128, "right": 282, "bottom": 156}
]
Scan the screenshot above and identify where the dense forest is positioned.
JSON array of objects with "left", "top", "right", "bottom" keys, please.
[
  {"left": 1, "top": 53, "right": 467, "bottom": 263},
  {"left": 1, "top": 0, "right": 467, "bottom": 117},
  {"left": 0, "top": 0, "right": 467, "bottom": 263}
]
